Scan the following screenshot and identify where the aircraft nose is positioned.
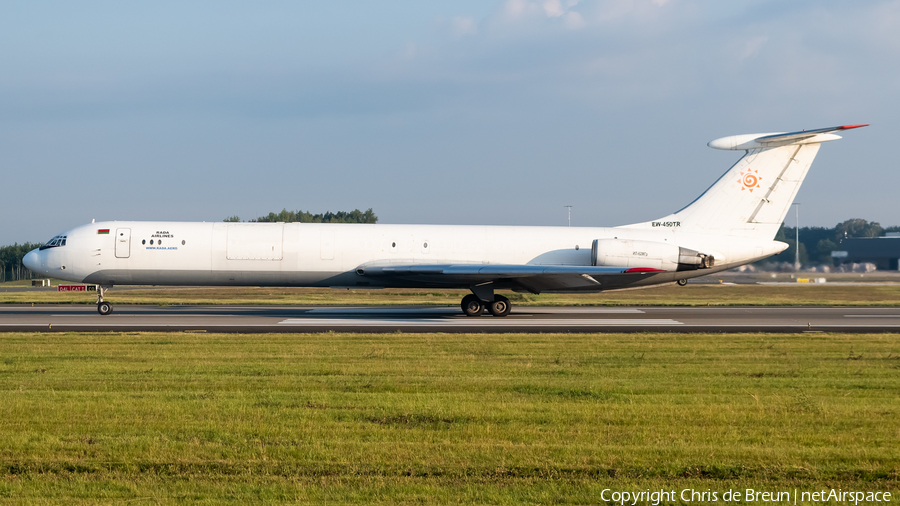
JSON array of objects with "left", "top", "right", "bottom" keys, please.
[{"left": 23, "top": 250, "right": 39, "bottom": 272}]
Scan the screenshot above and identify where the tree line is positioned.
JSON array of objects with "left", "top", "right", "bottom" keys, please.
[
  {"left": 769, "top": 218, "right": 899, "bottom": 266},
  {"left": 224, "top": 208, "right": 378, "bottom": 224},
  {"left": 0, "top": 243, "right": 43, "bottom": 282}
]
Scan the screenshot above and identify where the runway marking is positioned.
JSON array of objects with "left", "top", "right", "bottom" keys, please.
[
  {"left": 844, "top": 314, "right": 900, "bottom": 317},
  {"left": 306, "top": 308, "right": 458, "bottom": 315},
  {"left": 277, "top": 318, "right": 681, "bottom": 326},
  {"left": 50, "top": 314, "right": 239, "bottom": 317},
  {"left": 516, "top": 308, "right": 645, "bottom": 314},
  {"left": 304, "top": 308, "right": 645, "bottom": 314},
  {"left": 6, "top": 323, "right": 900, "bottom": 329}
]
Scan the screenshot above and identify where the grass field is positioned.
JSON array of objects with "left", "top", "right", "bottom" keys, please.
[
  {"left": 3, "top": 283, "right": 900, "bottom": 307},
  {"left": 0, "top": 332, "right": 897, "bottom": 504}
]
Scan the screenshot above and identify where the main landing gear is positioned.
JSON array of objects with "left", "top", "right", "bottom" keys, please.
[
  {"left": 460, "top": 284, "right": 512, "bottom": 317},
  {"left": 97, "top": 285, "right": 113, "bottom": 315}
]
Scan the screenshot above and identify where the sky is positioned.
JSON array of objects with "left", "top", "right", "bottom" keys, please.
[{"left": 1, "top": 0, "right": 898, "bottom": 245}]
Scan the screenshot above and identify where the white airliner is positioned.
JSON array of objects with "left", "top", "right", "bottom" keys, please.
[{"left": 24, "top": 125, "right": 865, "bottom": 316}]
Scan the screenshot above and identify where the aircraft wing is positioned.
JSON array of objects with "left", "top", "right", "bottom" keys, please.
[{"left": 359, "top": 264, "right": 667, "bottom": 293}]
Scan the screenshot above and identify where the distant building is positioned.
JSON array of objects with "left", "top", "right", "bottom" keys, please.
[{"left": 832, "top": 233, "right": 900, "bottom": 270}]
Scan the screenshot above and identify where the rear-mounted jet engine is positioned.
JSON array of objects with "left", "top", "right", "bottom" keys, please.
[{"left": 591, "top": 239, "right": 714, "bottom": 271}]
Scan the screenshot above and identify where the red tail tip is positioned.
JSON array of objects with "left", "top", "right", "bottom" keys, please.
[{"left": 839, "top": 124, "right": 869, "bottom": 130}]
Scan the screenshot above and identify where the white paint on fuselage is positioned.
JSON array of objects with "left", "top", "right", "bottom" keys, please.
[{"left": 25, "top": 221, "right": 785, "bottom": 290}]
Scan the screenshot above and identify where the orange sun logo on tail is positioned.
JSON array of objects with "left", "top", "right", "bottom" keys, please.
[{"left": 738, "top": 169, "right": 761, "bottom": 192}]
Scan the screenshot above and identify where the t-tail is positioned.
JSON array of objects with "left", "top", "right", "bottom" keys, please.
[{"left": 624, "top": 124, "right": 867, "bottom": 240}]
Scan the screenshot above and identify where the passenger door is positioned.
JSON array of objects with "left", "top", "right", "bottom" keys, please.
[{"left": 115, "top": 228, "right": 131, "bottom": 258}]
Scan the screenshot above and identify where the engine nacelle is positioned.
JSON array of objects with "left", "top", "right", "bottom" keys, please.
[{"left": 591, "top": 239, "right": 714, "bottom": 271}]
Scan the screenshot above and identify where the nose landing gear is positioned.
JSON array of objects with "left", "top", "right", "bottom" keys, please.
[{"left": 96, "top": 285, "right": 113, "bottom": 315}]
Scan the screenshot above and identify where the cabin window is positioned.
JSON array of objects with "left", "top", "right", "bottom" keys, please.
[
  {"left": 182, "top": 240, "right": 185, "bottom": 245},
  {"left": 142, "top": 240, "right": 146, "bottom": 245},
  {"left": 150, "top": 240, "right": 154, "bottom": 245}
]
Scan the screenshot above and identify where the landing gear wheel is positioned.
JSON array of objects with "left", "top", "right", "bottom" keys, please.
[
  {"left": 461, "top": 294, "right": 484, "bottom": 317},
  {"left": 487, "top": 295, "right": 511, "bottom": 317},
  {"left": 677, "top": 278, "right": 688, "bottom": 286},
  {"left": 97, "top": 301, "right": 113, "bottom": 316}
]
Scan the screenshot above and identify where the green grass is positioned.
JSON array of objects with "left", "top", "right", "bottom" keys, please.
[
  {"left": 4, "top": 283, "right": 900, "bottom": 307},
  {"left": 0, "top": 332, "right": 898, "bottom": 504}
]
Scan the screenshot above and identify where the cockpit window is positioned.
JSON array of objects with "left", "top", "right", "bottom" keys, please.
[{"left": 39, "top": 235, "right": 67, "bottom": 250}]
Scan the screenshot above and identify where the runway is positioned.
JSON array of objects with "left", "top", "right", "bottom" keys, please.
[{"left": 1, "top": 304, "right": 900, "bottom": 333}]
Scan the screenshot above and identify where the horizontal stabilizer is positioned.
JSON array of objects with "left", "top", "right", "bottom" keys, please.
[{"left": 708, "top": 124, "right": 867, "bottom": 151}]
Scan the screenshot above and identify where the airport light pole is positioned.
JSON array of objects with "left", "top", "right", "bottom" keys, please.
[
  {"left": 792, "top": 203, "right": 801, "bottom": 271},
  {"left": 564, "top": 206, "right": 572, "bottom": 227}
]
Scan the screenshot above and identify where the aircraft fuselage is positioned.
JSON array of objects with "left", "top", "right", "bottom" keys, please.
[{"left": 27, "top": 220, "right": 782, "bottom": 291}]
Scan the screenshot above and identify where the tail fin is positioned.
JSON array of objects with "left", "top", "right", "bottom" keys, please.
[{"left": 623, "top": 125, "right": 866, "bottom": 240}]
